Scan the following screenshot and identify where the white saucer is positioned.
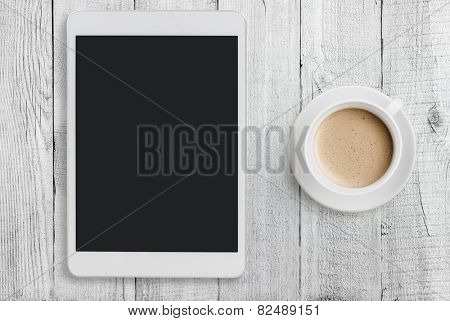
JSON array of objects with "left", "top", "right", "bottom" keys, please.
[{"left": 291, "top": 86, "right": 416, "bottom": 212}]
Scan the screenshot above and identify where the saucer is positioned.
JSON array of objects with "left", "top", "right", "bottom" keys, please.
[{"left": 290, "top": 86, "right": 416, "bottom": 212}]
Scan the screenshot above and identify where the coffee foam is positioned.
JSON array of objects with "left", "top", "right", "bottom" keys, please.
[{"left": 314, "top": 108, "right": 393, "bottom": 188}]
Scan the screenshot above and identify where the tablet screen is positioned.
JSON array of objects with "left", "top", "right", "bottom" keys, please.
[{"left": 76, "top": 36, "right": 238, "bottom": 252}]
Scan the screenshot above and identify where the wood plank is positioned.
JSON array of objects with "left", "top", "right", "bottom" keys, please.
[
  {"left": 218, "top": 0, "right": 301, "bottom": 300},
  {"left": 133, "top": 0, "right": 219, "bottom": 301},
  {"left": 381, "top": 0, "right": 450, "bottom": 300},
  {"left": 300, "top": 0, "right": 382, "bottom": 300},
  {"left": 0, "top": 0, "right": 53, "bottom": 300},
  {"left": 3, "top": 0, "right": 447, "bottom": 302},
  {"left": 135, "top": 0, "right": 217, "bottom": 10},
  {"left": 53, "top": 0, "right": 136, "bottom": 300}
]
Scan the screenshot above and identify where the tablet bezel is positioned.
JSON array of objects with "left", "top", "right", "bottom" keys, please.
[{"left": 67, "top": 11, "right": 246, "bottom": 277}]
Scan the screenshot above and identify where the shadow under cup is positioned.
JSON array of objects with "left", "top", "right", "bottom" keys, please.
[{"left": 305, "top": 101, "right": 402, "bottom": 194}]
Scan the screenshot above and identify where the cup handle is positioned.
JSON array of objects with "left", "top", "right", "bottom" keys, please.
[{"left": 385, "top": 99, "right": 403, "bottom": 116}]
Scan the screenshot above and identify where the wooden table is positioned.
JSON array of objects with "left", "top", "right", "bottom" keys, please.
[{"left": 0, "top": 0, "right": 449, "bottom": 300}]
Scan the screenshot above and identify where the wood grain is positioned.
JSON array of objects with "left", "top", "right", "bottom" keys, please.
[
  {"left": 135, "top": 0, "right": 218, "bottom": 10},
  {"left": 299, "top": 0, "right": 383, "bottom": 300},
  {"left": 0, "top": 0, "right": 54, "bottom": 300},
  {"left": 133, "top": 0, "right": 219, "bottom": 301},
  {"left": 381, "top": 0, "right": 450, "bottom": 300},
  {"left": 0, "top": 0, "right": 449, "bottom": 301},
  {"left": 53, "top": 0, "right": 136, "bottom": 300},
  {"left": 218, "top": 0, "right": 301, "bottom": 300}
]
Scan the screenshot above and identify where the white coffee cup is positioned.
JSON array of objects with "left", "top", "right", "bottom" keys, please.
[{"left": 290, "top": 86, "right": 415, "bottom": 211}]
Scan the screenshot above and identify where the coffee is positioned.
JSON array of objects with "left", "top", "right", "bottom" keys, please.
[{"left": 314, "top": 108, "right": 393, "bottom": 188}]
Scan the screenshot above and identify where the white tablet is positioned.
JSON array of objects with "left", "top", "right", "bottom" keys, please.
[{"left": 67, "top": 11, "right": 246, "bottom": 277}]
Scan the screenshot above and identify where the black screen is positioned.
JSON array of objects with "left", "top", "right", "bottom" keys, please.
[{"left": 76, "top": 36, "right": 238, "bottom": 252}]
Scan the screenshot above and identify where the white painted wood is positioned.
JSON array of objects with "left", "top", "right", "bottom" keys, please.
[
  {"left": 53, "top": 0, "right": 136, "bottom": 300},
  {"left": 381, "top": 0, "right": 450, "bottom": 300},
  {"left": 135, "top": 0, "right": 218, "bottom": 10},
  {"left": 0, "top": 0, "right": 449, "bottom": 301},
  {"left": 133, "top": 0, "right": 219, "bottom": 301},
  {"left": 0, "top": 0, "right": 54, "bottom": 300},
  {"left": 300, "top": 0, "right": 383, "bottom": 300},
  {"left": 217, "top": 0, "right": 301, "bottom": 300}
]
